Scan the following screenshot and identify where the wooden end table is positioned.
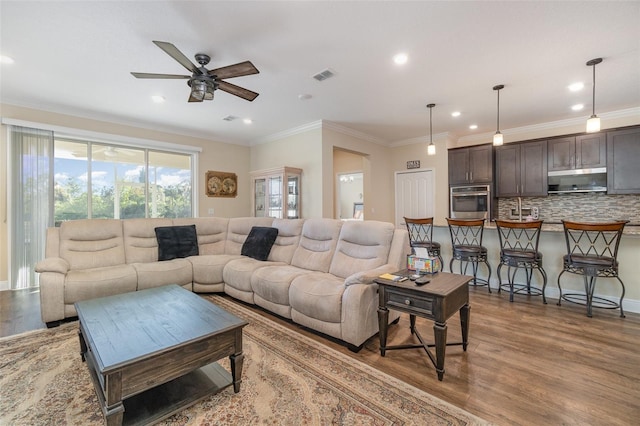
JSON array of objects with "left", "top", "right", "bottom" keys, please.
[
  {"left": 375, "top": 270, "right": 472, "bottom": 381},
  {"left": 75, "top": 285, "right": 247, "bottom": 426}
]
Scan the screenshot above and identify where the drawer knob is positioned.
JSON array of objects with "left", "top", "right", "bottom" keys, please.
[{"left": 404, "top": 299, "right": 411, "bottom": 305}]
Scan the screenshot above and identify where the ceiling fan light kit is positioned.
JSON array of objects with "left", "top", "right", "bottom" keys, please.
[
  {"left": 131, "top": 41, "right": 259, "bottom": 103},
  {"left": 586, "top": 57, "right": 603, "bottom": 133}
]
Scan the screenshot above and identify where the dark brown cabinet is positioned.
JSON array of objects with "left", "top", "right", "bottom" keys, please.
[
  {"left": 607, "top": 127, "right": 640, "bottom": 194},
  {"left": 548, "top": 133, "right": 606, "bottom": 171},
  {"left": 448, "top": 144, "right": 493, "bottom": 185},
  {"left": 495, "top": 140, "right": 547, "bottom": 197}
]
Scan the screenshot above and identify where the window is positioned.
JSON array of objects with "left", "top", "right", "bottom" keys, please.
[{"left": 54, "top": 139, "right": 193, "bottom": 224}]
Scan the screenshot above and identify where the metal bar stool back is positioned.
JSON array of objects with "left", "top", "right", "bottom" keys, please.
[
  {"left": 495, "top": 219, "right": 547, "bottom": 303},
  {"left": 403, "top": 217, "right": 444, "bottom": 272},
  {"left": 446, "top": 218, "right": 492, "bottom": 291},
  {"left": 557, "top": 220, "right": 628, "bottom": 317}
]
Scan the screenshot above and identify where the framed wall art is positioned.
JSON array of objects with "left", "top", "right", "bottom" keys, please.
[{"left": 206, "top": 171, "right": 237, "bottom": 198}]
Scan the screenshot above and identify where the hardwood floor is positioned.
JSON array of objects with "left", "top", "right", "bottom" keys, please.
[{"left": 2, "top": 287, "right": 639, "bottom": 425}]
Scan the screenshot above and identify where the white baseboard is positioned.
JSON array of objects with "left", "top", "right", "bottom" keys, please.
[
  {"left": 0, "top": 281, "right": 9, "bottom": 291},
  {"left": 488, "top": 281, "right": 640, "bottom": 314}
]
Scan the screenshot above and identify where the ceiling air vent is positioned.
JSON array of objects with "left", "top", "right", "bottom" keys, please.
[
  {"left": 222, "top": 115, "right": 237, "bottom": 121},
  {"left": 313, "top": 68, "right": 335, "bottom": 82}
]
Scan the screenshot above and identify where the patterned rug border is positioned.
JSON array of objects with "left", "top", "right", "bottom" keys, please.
[
  {"left": 205, "top": 295, "right": 488, "bottom": 425},
  {"left": 0, "top": 295, "right": 489, "bottom": 425}
]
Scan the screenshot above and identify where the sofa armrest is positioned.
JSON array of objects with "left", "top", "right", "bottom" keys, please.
[
  {"left": 35, "top": 257, "right": 70, "bottom": 274},
  {"left": 344, "top": 264, "right": 398, "bottom": 286}
]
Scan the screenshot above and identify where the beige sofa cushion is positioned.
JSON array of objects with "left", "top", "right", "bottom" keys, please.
[
  {"left": 290, "top": 272, "right": 345, "bottom": 323},
  {"left": 173, "top": 217, "right": 230, "bottom": 255},
  {"left": 225, "top": 217, "right": 275, "bottom": 254},
  {"left": 59, "top": 219, "right": 126, "bottom": 270},
  {"left": 329, "top": 220, "right": 395, "bottom": 279},
  {"left": 133, "top": 258, "right": 193, "bottom": 290},
  {"left": 270, "top": 218, "right": 304, "bottom": 263},
  {"left": 123, "top": 218, "right": 173, "bottom": 263},
  {"left": 290, "top": 218, "right": 343, "bottom": 272},
  {"left": 64, "top": 265, "right": 137, "bottom": 304}
]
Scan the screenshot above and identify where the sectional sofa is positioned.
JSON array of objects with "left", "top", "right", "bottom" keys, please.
[{"left": 35, "top": 217, "right": 409, "bottom": 349}]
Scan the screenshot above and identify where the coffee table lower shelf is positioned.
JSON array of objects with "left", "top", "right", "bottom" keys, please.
[{"left": 84, "top": 350, "right": 233, "bottom": 426}]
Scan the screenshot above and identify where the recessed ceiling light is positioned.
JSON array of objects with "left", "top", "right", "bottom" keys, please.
[
  {"left": 451, "top": 111, "right": 461, "bottom": 117},
  {"left": 0, "top": 55, "right": 15, "bottom": 64},
  {"left": 243, "top": 118, "right": 252, "bottom": 125},
  {"left": 393, "top": 53, "right": 408, "bottom": 65},
  {"left": 469, "top": 124, "right": 478, "bottom": 130},
  {"left": 568, "top": 82, "right": 584, "bottom": 92},
  {"left": 151, "top": 95, "right": 165, "bottom": 103},
  {"left": 571, "top": 103, "right": 584, "bottom": 111}
]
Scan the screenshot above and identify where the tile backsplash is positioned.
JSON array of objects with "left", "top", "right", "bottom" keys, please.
[{"left": 497, "top": 193, "right": 640, "bottom": 224}]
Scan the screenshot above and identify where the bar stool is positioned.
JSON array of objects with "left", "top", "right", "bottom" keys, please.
[
  {"left": 446, "top": 218, "right": 491, "bottom": 291},
  {"left": 495, "top": 220, "right": 547, "bottom": 303},
  {"left": 403, "top": 217, "right": 444, "bottom": 272},
  {"left": 557, "top": 220, "right": 628, "bottom": 318}
]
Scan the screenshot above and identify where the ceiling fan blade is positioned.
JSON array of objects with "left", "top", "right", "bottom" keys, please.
[
  {"left": 131, "top": 72, "right": 190, "bottom": 79},
  {"left": 209, "top": 61, "right": 259, "bottom": 79},
  {"left": 218, "top": 81, "right": 259, "bottom": 101},
  {"left": 153, "top": 41, "right": 202, "bottom": 75}
]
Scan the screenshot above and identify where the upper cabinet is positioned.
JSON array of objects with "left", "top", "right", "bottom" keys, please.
[
  {"left": 607, "top": 127, "right": 640, "bottom": 194},
  {"left": 448, "top": 144, "right": 493, "bottom": 185},
  {"left": 251, "top": 166, "right": 302, "bottom": 219},
  {"left": 495, "top": 140, "right": 547, "bottom": 197},
  {"left": 548, "top": 133, "right": 606, "bottom": 171}
]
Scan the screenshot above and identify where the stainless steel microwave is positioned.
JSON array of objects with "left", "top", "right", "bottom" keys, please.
[{"left": 450, "top": 185, "right": 491, "bottom": 220}]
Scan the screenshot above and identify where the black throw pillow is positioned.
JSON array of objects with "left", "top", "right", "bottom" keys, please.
[
  {"left": 155, "top": 225, "right": 199, "bottom": 261},
  {"left": 241, "top": 226, "right": 279, "bottom": 261}
]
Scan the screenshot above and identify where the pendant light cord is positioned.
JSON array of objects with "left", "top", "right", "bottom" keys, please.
[
  {"left": 592, "top": 63, "right": 596, "bottom": 116},
  {"left": 496, "top": 88, "right": 500, "bottom": 131},
  {"left": 429, "top": 107, "right": 433, "bottom": 143}
]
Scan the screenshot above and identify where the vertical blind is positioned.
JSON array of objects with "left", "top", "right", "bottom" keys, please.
[{"left": 10, "top": 126, "right": 53, "bottom": 289}]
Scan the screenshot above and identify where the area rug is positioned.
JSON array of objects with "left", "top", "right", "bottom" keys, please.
[{"left": 0, "top": 295, "right": 488, "bottom": 425}]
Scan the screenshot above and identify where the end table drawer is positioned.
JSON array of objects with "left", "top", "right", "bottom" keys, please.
[{"left": 387, "top": 291, "right": 433, "bottom": 316}]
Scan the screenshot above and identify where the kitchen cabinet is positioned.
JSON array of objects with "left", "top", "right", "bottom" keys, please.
[
  {"left": 495, "top": 140, "right": 547, "bottom": 197},
  {"left": 251, "top": 166, "right": 302, "bottom": 218},
  {"left": 607, "top": 127, "right": 640, "bottom": 194},
  {"left": 547, "top": 133, "right": 606, "bottom": 171},
  {"left": 448, "top": 144, "right": 493, "bottom": 185}
]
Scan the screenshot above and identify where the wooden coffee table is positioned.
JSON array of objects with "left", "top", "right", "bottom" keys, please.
[{"left": 75, "top": 285, "right": 247, "bottom": 426}]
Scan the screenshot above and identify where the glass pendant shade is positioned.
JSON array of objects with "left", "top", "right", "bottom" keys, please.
[
  {"left": 190, "top": 80, "right": 206, "bottom": 101},
  {"left": 427, "top": 143, "right": 436, "bottom": 156},
  {"left": 493, "top": 132, "right": 504, "bottom": 146},
  {"left": 586, "top": 115, "right": 601, "bottom": 133}
]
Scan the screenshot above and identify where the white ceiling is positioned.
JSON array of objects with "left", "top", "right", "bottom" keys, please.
[{"left": 1, "top": 1, "right": 639, "bottom": 146}]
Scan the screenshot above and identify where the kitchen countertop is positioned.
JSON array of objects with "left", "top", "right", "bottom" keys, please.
[{"left": 484, "top": 220, "right": 640, "bottom": 235}]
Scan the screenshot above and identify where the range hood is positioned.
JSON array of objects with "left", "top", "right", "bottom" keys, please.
[{"left": 548, "top": 167, "right": 607, "bottom": 194}]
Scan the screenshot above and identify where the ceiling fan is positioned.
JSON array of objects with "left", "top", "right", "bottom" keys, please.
[{"left": 131, "top": 41, "right": 259, "bottom": 102}]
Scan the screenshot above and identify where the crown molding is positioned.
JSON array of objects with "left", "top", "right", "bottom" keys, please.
[
  {"left": 251, "top": 120, "right": 323, "bottom": 145},
  {"left": 389, "top": 131, "right": 451, "bottom": 148},
  {"left": 252, "top": 119, "right": 389, "bottom": 146},
  {"left": 321, "top": 121, "right": 389, "bottom": 146},
  {"left": 458, "top": 107, "right": 640, "bottom": 144}
]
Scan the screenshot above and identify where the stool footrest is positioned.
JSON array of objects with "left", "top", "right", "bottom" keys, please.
[
  {"left": 561, "top": 293, "right": 620, "bottom": 310},
  {"left": 499, "top": 283, "right": 544, "bottom": 297}
]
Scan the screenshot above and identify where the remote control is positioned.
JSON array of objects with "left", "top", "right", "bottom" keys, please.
[{"left": 415, "top": 276, "right": 430, "bottom": 286}]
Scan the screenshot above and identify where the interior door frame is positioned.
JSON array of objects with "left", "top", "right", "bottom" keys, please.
[{"left": 394, "top": 168, "right": 436, "bottom": 229}]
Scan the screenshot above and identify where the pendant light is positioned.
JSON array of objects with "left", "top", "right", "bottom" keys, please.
[
  {"left": 493, "top": 84, "right": 504, "bottom": 146},
  {"left": 586, "top": 58, "right": 603, "bottom": 133},
  {"left": 427, "top": 103, "right": 436, "bottom": 156}
]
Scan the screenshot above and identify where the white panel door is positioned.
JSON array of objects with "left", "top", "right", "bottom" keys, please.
[{"left": 395, "top": 169, "right": 435, "bottom": 228}]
